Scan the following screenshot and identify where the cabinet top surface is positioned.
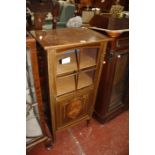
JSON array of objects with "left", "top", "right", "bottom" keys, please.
[{"left": 30, "top": 28, "right": 111, "bottom": 50}]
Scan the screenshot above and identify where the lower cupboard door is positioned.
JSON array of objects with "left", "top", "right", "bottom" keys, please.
[{"left": 56, "top": 91, "right": 93, "bottom": 128}]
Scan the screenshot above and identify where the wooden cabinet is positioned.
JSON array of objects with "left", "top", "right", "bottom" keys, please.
[
  {"left": 94, "top": 32, "right": 129, "bottom": 123},
  {"left": 26, "top": 0, "right": 60, "bottom": 30},
  {"left": 26, "top": 36, "right": 52, "bottom": 150},
  {"left": 30, "top": 28, "right": 111, "bottom": 141},
  {"left": 56, "top": 87, "right": 94, "bottom": 129},
  {"left": 92, "top": 0, "right": 129, "bottom": 12}
]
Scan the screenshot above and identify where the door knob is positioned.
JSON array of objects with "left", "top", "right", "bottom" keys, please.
[
  {"left": 103, "top": 61, "right": 106, "bottom": 64},
  {"left": 117, "top": 55, "right": 121, "bottom": 58}
]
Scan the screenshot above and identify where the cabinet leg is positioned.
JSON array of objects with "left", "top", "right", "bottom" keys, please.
[
  {"left": 86, "top": 119, "right": 91, "bottom": 127},
  {"left": 52, "top": 132, "right": 56, "bottom": 143},
  {"left": 45, "top": 138, "right": 53, "bottom": 150}
]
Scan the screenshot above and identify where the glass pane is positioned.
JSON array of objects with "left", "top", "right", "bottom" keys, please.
[
  {"left": 77, "top": 70, "right": 95, "bottom": 89},
  {"left": 80, "top": 48, "right": 98, "bottom": 69},
  {"left": 108, "top": 53, "right": 128, "bottom": 110},
  {"left": 26, "top": 48, "right": 43, "bottom": 144},
  {"left": 56, "top": 74, "right": 76, "bottom": 96},
  {"left": 56, "top": 50, "right": 78, "bottom": 76}
]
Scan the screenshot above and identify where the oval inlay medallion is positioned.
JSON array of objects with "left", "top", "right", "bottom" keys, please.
[{"left": 66, "top": 99, "right": 82, "bottom": 119}]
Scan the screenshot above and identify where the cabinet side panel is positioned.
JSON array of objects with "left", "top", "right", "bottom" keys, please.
[
  {"left": 47, "top": 50, "right": 57, "bottom": 140},
  {"left": 90, "top": 41, "right": 108, "bottom": 116}
]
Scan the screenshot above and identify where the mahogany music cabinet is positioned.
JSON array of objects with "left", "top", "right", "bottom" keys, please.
[{"left": 30, "top": 27, "right": 111, "bottom": 141}]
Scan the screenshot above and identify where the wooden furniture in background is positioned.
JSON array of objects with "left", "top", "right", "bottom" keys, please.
[
  {"left": 80, "top": 0, "right": 93, "bottom": 8},
  {"left": 88, "top": 9, "right": 129, "bottom": 123},
  {"left": 26, "top": 0, "right": 60, "bottom": 30},
  {"left": 94, "top": 31, "right": 129, "bottom": 123},
  {"left": 89, "top": 13, "right": 129, "bottom": 31},
  {"left": 74, "top": 0, "right": 128, "bottom": 17},
  {"left": 92, "top": 0, "right": 129, "bottom": 12},
  {"left": 93, "top": 0, "right": 114, "bottom": 12},
  {"left": 30, "top": 28, "right": 111, "bottom": 141},
  {"left": 26, "top": 36, "right": 52, "bottom": 150}
]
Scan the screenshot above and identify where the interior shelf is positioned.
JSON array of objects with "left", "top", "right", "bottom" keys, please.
[
  {"left": 77, "top": 70, "right": 95, "bottom": 89},
  {"left": 56, "top": 50, "right": 77, "bottom": 76},
  {"left": 80, "top": 48, "right": 98, "bottom": 69},
  {"left": 56, "top": 47, "right": 98, "bottom": 95},
  {"left": 56, "top": 75, "right": 76, "bottom": 96}
]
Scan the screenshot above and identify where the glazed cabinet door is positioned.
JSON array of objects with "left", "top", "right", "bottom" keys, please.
[
  {"left": 108, "top": 50, "right": 129, "bottom": 112},
  {"left": 95, "top": 48, "right": 129, "bottom": 122}
]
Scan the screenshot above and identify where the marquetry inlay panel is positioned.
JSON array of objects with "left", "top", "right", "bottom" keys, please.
[{"left": 66, "top": 99, "right": 82, "bottom": 119}]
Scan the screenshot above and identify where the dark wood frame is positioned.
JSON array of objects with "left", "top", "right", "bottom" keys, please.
[
  {"left": 94, "top": 31, "right": 129, "bottom": 123},
  {"left": 26, "top": 0, "right": 60, "bottom": 30}
]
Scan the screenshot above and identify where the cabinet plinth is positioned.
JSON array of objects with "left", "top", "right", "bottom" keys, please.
[{"left": 30, "top": 28, "right": 111, "bottom": 141}]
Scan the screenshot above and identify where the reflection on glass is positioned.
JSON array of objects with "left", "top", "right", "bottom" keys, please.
[{"left": 26, "top": 48, "right": 43, "bottom": 144}]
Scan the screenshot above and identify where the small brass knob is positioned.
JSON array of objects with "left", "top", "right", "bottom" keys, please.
[
  {"left": 117, "top": 55, "right": 121, "bottom": 58},
  {"left": 103, "top": 61, "right": 106, "bottom": 64}
]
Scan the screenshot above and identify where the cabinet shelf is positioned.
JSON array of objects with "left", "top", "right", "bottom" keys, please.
[
  {"left": 56, "top": 47, "right": 98, "bottom": 94},
  {"left": 56, "top": 50, "right": 77, "bottom": 76},
  {"left": 80, "top": 48, "right": 98, "bottom": 69},
  {"left": 78, "top": 70, "right": 95, "bottom": 89},
  {"left": 56, "top": 69, "right": 95, "bottom": 95},
  {"left": 56, "top": 75, "right": 76, "bottom": 96}
]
